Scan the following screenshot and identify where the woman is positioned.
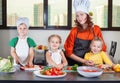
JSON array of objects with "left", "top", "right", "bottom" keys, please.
[{"left": 64, "top": 0, "right": 106, "bottom": 66}]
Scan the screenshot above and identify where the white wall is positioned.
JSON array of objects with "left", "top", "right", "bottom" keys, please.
[{"left": 0, "top": 30, "right": 120, "bottom": 63}]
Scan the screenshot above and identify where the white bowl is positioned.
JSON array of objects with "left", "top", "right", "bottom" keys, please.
[{"left": 77, "top": 66, "right": 103, "bottom": 77}]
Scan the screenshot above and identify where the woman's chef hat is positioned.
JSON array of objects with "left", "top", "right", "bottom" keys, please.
[
  {"left": 16, "top": 17, "right": 29, "bottom": 28},
  {"left": 73, "top": 0, "right": 90, "bottom": 14}
]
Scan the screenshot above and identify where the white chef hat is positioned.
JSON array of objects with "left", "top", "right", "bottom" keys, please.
[
  {"left": 16, "top": 17, "right": 29, "bottom": 28},
  {"left": 73, "top": 0, "right": 90, "bottom": 14}
]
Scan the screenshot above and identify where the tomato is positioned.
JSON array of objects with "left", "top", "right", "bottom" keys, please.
[
  {"left": 43, "top": 67, "right": 64, "bottom": 76},
  {"left": 96, "top": 65, "right": 102, "bottom": 69},
  {"left": 51, "top": 71, "right": 58, "bottom": 76},
  {"left": 83, "top": 69, "right": 97, "bottom": 72},
  {"left": 66, "top": 66, "right": 72, "bottom": 70},
  {"left": 39, "top": 65, "right": 44, "bottom": 69},
  {"left": 25, "top": 64, "right": 34, "bottom": 68},
  {"left": 45, "top": 70, "right": 51, "bottom": 75},
  {"left": 29, "top": 65, "right": 34, "bottom": 68},
  {"left": 25, "top": 64, "right": 30, "bottom": 68},
  {"left": 58, "top": 71, "right": 64, "bottom": 75},
  {"left": 51, "top": 68, "right": 59, "bottom": 75}
]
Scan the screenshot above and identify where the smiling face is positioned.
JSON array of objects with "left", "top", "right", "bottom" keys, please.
[
  {"left": 48, "top": 36, "right": 61, "bottom": 51},
  {"left": 17, "top": 23, "right": 28, "bottom": 38},
  {"left": 90, "top": 40, "right": 103, "bottom": 54},
  {"left": 76, "top": 11, "right": 87, "bottom": 25}
]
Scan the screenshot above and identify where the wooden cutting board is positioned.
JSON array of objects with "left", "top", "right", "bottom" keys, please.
[{"left": 103, "top": 70, "right": 115, "bottom": 73}]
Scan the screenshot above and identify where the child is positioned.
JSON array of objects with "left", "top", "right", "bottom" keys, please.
[
  {"left": 84, "top": 37, "right": 114, "bottom": 68},
  {"left": 46, "top": 34, "right": 68, "bottom": 69},
  {"left": 9, "top": 17, "right": 36, "bottom": 68}
]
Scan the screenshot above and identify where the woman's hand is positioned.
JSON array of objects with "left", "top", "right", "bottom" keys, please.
[{"left": 84, "top": 60, "right": 94, "bottom": 66}]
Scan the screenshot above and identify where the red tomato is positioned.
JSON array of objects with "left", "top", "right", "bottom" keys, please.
[
  {"left": 96, "top": 65, "right": 102, "bottom": 69},
  {"left": 25, "top": 64, "right": 34, "bottom": 68},
  {"left": 45, "top": 70, "right": 51, "bottom": 75},
  {"left": 39, "top": 65, "right": 44, "bottom": 69},
  {"left": 66, "top": 66, "right": 72, "bottom": 70},
  {"left": 25, "top": 64, "right": 30, "bottom": 68},
  {"left": 58, "top": 71, "right": 64, "bottom": 75},
  {"left": 43, "top": 67, "right": 64, "bottom": 76},
  {"left": 29, "top": 65, "right": 34, "bottom": 68},
  {"left": 83, "top": 69, "right": 97, "bottom": 72}
]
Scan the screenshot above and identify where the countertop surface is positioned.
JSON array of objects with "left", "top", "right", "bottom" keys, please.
[{"left": 0, "top": 69, "right": 120, "bottom": 81}]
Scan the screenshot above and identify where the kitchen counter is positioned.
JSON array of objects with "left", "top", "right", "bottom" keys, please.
[{"left": 0, "top": 69, "right": 120, "bottom": 83}]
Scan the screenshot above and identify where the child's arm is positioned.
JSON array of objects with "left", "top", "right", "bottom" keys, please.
[
  {"left": 46, "top": 51, "right": 58, "bottom": 67},
  {"left": 102, "top": 52, "right": 114, "bottom": 66},
  {"left": 56, "top": 51, "right": 68, "bottom": 69},
  {"left": 28, "top": 47, "right": 34, "bottom": 66},
  {"left": 60, "top": 50, "right": 68, "bottom": 67},
  {"left": 10, "top": 47, "right": 20, "bottom": 64}
]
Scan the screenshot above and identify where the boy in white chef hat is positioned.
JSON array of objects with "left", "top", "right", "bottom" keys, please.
[
  {"left": 9, "top": 17, "right": 36, "bottom": 69},
  {"left": 16, "top": 17, "right": 29, "bottom": 28},
  {"left": 73, "top": 0, "right": 90, "bottom": 14}
]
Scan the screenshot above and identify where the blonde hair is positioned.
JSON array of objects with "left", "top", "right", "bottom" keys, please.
[
  {"left": 91, "top": 37, "right": 103, "bottom": 46},
  {"left": 48, "top": 34, "right": 62, "bottom": 44}
]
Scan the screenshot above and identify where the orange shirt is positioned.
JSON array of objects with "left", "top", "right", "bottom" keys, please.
[{"left": 64, "top": 25, "right": 106, "bottom": 56}]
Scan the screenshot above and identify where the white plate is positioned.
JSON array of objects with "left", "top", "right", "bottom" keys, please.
[
  {"left": 21, "top": 65, "right": 41, "bottom": 71},
  {"left": 7, "top": 68, "right": 16, "bottom": 73},
  {"left": 33, "top": 70, "right": 67, "bottom": 78}
]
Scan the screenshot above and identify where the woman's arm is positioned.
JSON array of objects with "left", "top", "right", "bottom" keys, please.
[
  {"left": 64, "top": 28, "right": 77, "bottom": 56},
  {"left": 69, "top": 53, "right": 94, "bottom": 66}
]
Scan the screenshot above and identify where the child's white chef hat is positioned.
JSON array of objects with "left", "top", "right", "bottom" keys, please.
[
  {"left": 73, "top": 0, "right": 90, "bottom": 14},
  {"left": 16, "top": 17, "right": 29, "bottom": 28}
]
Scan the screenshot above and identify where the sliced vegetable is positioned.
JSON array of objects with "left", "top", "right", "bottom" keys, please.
[{"left": 40, "top": 67, "right": 64, "bottom": 76}]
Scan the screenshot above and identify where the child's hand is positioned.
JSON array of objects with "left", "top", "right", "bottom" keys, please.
[
  {"left": 101, "top": 64, "right": 111, "bottom": 69},
  {"left": 15, "top": 59, "right": 19, "bottom": 64},
  {"left": 25, "top": 63, "right": 34, "bottom": 68},
  {"left": 28, "top": 62, "right": 34, "bottom": 67},
  {"left": 57, "top": 64, "right": 64, "bottom": 70}
]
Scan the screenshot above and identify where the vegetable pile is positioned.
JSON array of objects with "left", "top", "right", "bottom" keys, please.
[
  {"left": 40, "top": 67, "right": 65, "bottom": 76},
  {"left": 66, "top": 64, "right": 79, "bottom": 71},
  {"left": 0, "top": 56, "right": 13, "bottom": 72}
]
